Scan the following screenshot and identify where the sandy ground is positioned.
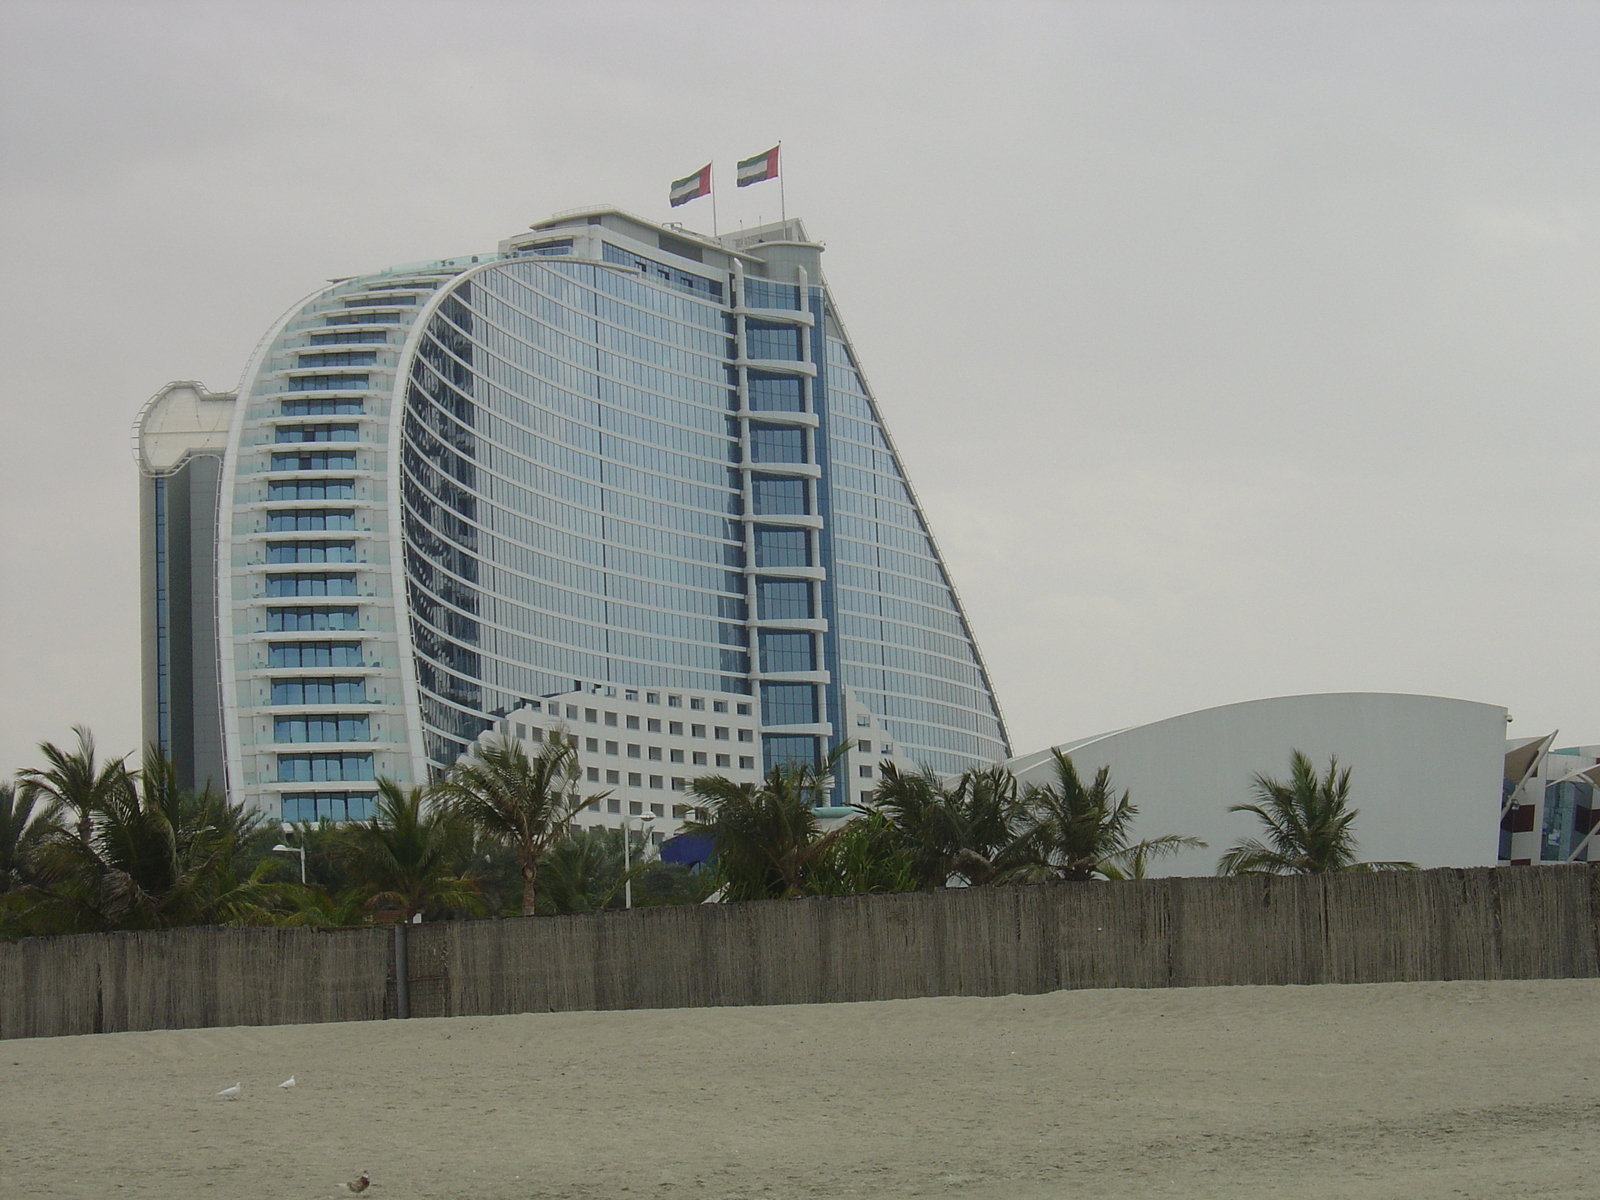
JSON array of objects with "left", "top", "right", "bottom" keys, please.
[{"left": 2, "top": 980, "right": 1597, "bottom": 1200}]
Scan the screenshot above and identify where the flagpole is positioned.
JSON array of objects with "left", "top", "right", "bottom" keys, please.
[
  {"left": 711, "top": 163, "right": 719, "bottom": 237},
  {"left": 778, "top": 142, "right": 786, "bottom": 225}
]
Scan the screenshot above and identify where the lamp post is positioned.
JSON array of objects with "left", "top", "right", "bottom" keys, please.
[
  {"left": 272, "top": 822, "right": 307, "bottom": 884},
  {"left": 622, "top": 812, "right": 657, "bottom": 909}
]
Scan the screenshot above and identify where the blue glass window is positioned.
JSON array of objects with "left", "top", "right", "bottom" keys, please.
[
  {"left": 269, "top": 641, "right": 365, "bottom": 668},
  {"left": 756, "top": 579, "right": 812, "bottom": 619},
  {"left": 747, "top": 372, "right": 803, "bottom": 412},
  {"left": 271, "top": 677, "right": 367, "bottom": 705},
  {"left": 1541, "top": 780, "right": 1595, "bottom": 861},
  {"left": 266, "top": 542, "right": 356, "bottom": 564},
  {"left": 749, "top": 423, "right": 806, "bottom": 463},
  {"left": 268, "top": 479, "right": 355, "bottom": 500},
  {"left": 751, "top": 475, "right": 808, "bottom": 515},
  {"left": 761, "top": 682, "right": 817, "bottom": 726},
  {"left": 280, "top": 791, "right": 375, "bottom": 822},
  {"left": 281, "top": 398, "right": 364, "bottom": 416},
  {"left": 265, "top": 573, "right": 358, "bottom": 597},
  {"left": 266, "top": 510, "right": 355, "bottom": 532},
  {"left": 288, "top": 373, "right": 370, "bottom": 391},
  {"left": 297, "top": 352, "right": 376, "bottom": 368},
  {"left": 759, "top": 631, "right": 815, "bottom": 673},
  {"left": 754, "top": 527, "right": 810, "bottom": 568},
  {"left": 271, "top": 451, "right": 357, "bottom": 471},
  {"left": 742, "top": 280, "right": 800, "bottom": 310},
  {"left": 274, "top": 715, "right": 370, "bottom": 743},
  {"left": 267, "top": 607, "right": 360, "bottom": 632},
  {"left": 308, "top": 330, "right": 387, "bottom": 346},
  {"left": 745, "top": 321, "right": 802, "bottom": 361},
  {"left": 324, "top": 313, "right": 399, "bottom": 326},
  {"left": 345, "top": 295, "right": 415, "bottom": 307},
  {"left": 275, "top": 424, "right": 359, "bottom": 443},
  {"left": 277, "top": 752, "right": 374, "bottom": 783},
  {"left": 762, "top": 734, "right": 819, "bottom": 772}
]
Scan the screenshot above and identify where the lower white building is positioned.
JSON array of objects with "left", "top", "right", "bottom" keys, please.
[{"left": 1002, "top": 693, "right": 1510, "bottom": 877}]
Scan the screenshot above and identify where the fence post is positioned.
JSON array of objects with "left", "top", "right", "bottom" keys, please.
[{"left": 393, "top": 922, "right": 410, "bottom": 1020}]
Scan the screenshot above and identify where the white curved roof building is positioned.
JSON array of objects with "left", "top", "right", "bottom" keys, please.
[{"left": 1003, "top": 693, "right": 1509, "bottom": 876}]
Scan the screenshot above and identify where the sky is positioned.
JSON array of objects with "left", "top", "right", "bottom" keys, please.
[{"left": 1, "top": 0, "right": 1596, "bottom": 778}]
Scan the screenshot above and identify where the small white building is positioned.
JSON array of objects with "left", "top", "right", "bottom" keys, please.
[
  {"left": 1003, "top": 693, "right": 1510, "bottom": 877},
  {"left": 1502, "top": 737, "right": 1600, "bottom": 865}
]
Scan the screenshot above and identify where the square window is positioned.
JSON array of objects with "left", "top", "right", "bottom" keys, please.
[
  {"left": 585, "top": 800, "right": 599, "bottom": 812},
  {"left": 647, "top": 718, "right": 661, "bottom": 733},
  {"left": 606, "top": 741, "right": 619, "bottom": 755},
  {"left": 627, "top": 744, "right": 641, "bottom": 758},
  {"left": 605, "top": 712, "right": 618, "bottom": 726},
  {"left": 860, "top": 791, "right": 873, "bottom": 805},
  {"left": 692, "top": 752, "right": 708, "bottom": 766},
  {"left": 737, "top": 703, "right": 751, "bottom": 716},
  {"left": 739, "top": 756, "right": 755, "bottom": 770},
  {"left": 566, "top": 705, "right": 578, "bottom": 719},
  {"left": 691, "top": 724, "right": 706, "bottom": 738},
  {"left": 713, "top": 700, "right": 728, "bottom": 713},
  {"left": 670, "top": 749, "right": 684, "bottom": 763},
  {"left": 629, "top": 801, "right": 643, "bottom": 815},
  {"left": 606, "top": 770, "right": 620, "bottom": 784},
  {"left": 529, "top": 727, "right": 545, "bottom": 743},
  {"left": 648, "top": 746, "right": 662, "bottom": 761},
  {"left": 715, "top": 754, "right": 731, "bottom": 768},
  {"left": 585, "top": 708, "right": 598, "bottom": 723},
  {"left": 859, "top": 765, "right": 873, "bottom": 778},
  {"left": 855, "top": 713, "right": 870, "bottom": 727},
  {"left": 624, "top": 689, "right": 638, "bottom": 701},
  {"left": 587, "top": 767, "right": 600, "bottom": 782},
  {"left": 651, "top": 831, "right": 665, "bottom": 846},
  {"left": 672, "top": 805, "right": 689, "bottom": 819},
  {"left": 585, "top": 738, "right": 599, "bottom": 753},
  {"left": 646, "top": 692, "right": 660, "bottom": 705},
  {"left": 670, "top": 721, "right": 684, "bottom": 736},
  {"left": 515, "top": 723, "right": 526, "bottom": 739},
  {"left": 690, "top": 698, "right": 705, "bottom": 711},
  {"left": 628, "top": 772, "right": 642, "bottom": 787},
  {"left": 626, "top": 715, "right": 640, "bottom": 730},
  {"left": 607, "top": 797, "right": 620, "bottom": 813},
  {"left": 858, "top": 739, "right": 871, "bottom": 752},
  {"left": 738, "top": 729, "right": 753, "bottom": 742},
  {"left": 714, "top": 727, "right": 730, "bottom": 740},
  {"left": 671, "top": 778, "right": 686, "bottom": 791},
  {"left": 882, "top": 743, "right": 893, "bottom": 754},
  {"left": 650, "top": 775, "right": 664, "bottom": 789},
  {"left": 651, "top": 804, "right": 665, "bottom": 818},
  {"left": 668, "top": 695, "right": 682, "bottom": 708}
]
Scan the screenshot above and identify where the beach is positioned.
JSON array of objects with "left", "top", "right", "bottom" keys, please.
[{"left": 3, "top": 978, "right": 1596, "bottom": 1199}]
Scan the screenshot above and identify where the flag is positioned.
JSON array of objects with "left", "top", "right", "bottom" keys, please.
[
  {"left": 737, "top": 146, "right": 780, "bottom": 187},
  {"left": 669, "top": 164, "right": 712, "bottom": 207}
]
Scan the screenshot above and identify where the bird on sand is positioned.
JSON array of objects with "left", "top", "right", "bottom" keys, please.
[
  {"left": 346, "top": 1170, "right": 371, "bottom": 1193},
  {"left": 278, "top": 1076, "right": 296, "bottom": 1090},
  {"left": 215, "top": 1082, "right": 240, "bottom": 1100}
]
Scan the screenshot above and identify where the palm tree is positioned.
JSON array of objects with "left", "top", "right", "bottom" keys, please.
[
  {"left": 334, "top": 779, "right": 482, "bottom": 922},
  {"left": 22, "top": 746, "right": 285, "bottom": 933},
  {"left": 1020, "top": 750, "right": 1204, "bottom": 882},
  {"left": 535, "top": 827, "right": 632, "bottom": 914},
  {"left": 0, "top": 782, "right": 60, "bottom": 894},
  {"left": 683, "top": 752, "right": 847, "bottom": 901},
  {"left": 432, "top": 733, "right": 600, "bottom": 916},
  {"left": 17, "top": 726, "right": 130, "bottom": 849},
  {"left": 867, "top": 763, "right": 1032, "bottom": 888},
  {"left": 1218, "top": 750, "right": 1417, "bottom": 875}
]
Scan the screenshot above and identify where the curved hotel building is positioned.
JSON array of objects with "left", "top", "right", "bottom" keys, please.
[{"left": 135, "top": 209, "right": 1010, "bottom": 829}]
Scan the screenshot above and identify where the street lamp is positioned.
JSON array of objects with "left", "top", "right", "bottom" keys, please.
[
  {"left": 622, "top": 812, "right": 657, "bottom": 910},
  {"left": 272, "top": 824, "right": 307, "bottom": 885}
]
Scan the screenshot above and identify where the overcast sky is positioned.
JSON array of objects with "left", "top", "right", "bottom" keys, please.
[{"left": 1, "top": 0, "right": 1596, "bottom": 777}]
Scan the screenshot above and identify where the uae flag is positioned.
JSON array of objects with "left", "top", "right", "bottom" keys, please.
[
  {"left": 736, "top": 146, "right": 780, "bottom": 187},
  {"left": 669, "top": 164, "right": 712, "bottom": 207}
]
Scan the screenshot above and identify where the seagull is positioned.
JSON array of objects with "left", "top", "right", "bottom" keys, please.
[
  {"left": 278, "top": 1076, "right": 296, "bottom": 1090},
  {"left": 215, "top": 1082, "right": 240, "bottom": 1100},
  {"left": 346, "top": 1170, "right": 371, "bottom": 1193}
]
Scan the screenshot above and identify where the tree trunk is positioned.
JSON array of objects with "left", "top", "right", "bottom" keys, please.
[{"left": 521, "top": 861, "right": 538, "bottom": 917}]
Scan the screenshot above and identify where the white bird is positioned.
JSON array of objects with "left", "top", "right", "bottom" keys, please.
[
  {"left": 215, "top": 1082, "right": 240, "bottom": 1100},
  {"left": 346, "top": 1170, "right": 371, "bottom": 1193},
  {"left": 278, "top": 1076, "right": 296, "bottom": 1090}
]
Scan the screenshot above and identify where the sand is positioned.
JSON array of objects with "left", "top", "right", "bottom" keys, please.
[{"left": 2, "top": 979, "right": 1597, "bottom": 1199}]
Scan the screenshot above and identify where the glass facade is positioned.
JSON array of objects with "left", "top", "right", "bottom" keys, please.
[{"left": 207, "top": 209, "right": 1008, "bottom": 819}]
